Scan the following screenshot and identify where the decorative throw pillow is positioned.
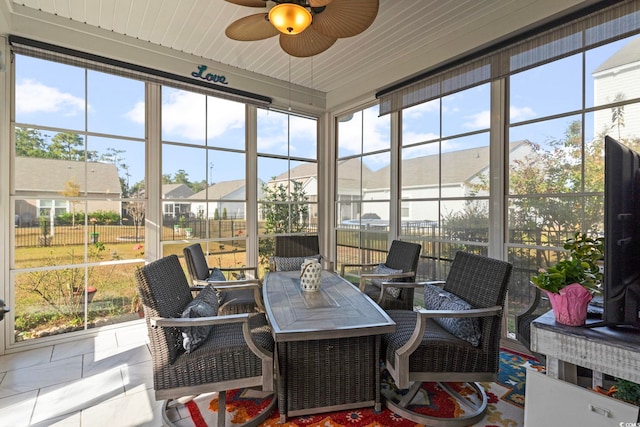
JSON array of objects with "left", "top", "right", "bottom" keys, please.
[
  {"left": 371, "top": 263, "right": 403, "bottom": 299},
  {"left": 423, "top": 283, "right": 481, "bottom": 346},
  {"left": 181, "top": 285, "right": 220, "bottom": 353},
  {"left": 206, "top": 268, "right": 227, "bottom": 304},
  {"left": 273, "top": 254, "right": 322, "bottom": 272},
  {"left": 207, "top": 267, "right": 226, "bottom": 282}
]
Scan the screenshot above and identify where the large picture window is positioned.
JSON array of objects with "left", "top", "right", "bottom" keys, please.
[
  {"left": 160, "top": 87, "right": 248, "bottom": 269},
  {"left": 336, "top": 105, "right": 392, "bottom": 273},
  {"left": 373, "top": 1, "right": 640, "bottom": 341},
  {"left": 506, "top": 33, "right": 640, "bottom": 335},
  {"left": 400, "top": 84, "right": 490, "bottom": 282},
  {"left": 12, "top": 55, "right": 146, "bottom": 343},
  {"left": 257, "top": 109, "right": 318, "bottom": 272}
]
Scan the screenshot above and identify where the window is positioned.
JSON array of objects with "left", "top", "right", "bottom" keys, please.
[
  {"left": 12, "top": 55, "right": 146, "bottom": 343},
  {"left": 336, "top": 105, "right": 391, "bottom": 269},
  {"left": 257, "top": 108, "right": 318, "bottom": 271},
  {"left": 377, "top": 1, "right": 640, "bottom": 340},
  {"left": 400, "top": 84, "right": 491, "bottom": 281},
  {"left": 506, "top": 34, "right": 640, "bottom": 334},
  {"left": 160, "top": 87, "right": 248, "bottom": 266}
]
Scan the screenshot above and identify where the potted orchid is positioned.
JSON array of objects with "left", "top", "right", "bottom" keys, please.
[{"left": 530, "top": 232, "right": 604, "bottom": 326}]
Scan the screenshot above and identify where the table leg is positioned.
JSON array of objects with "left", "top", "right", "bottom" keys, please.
[
  {"left": 278, "top": 342, "right": 287, "bottom": 423},
  {"left": 374, "top": 335, "right": 382, "bottom": 412}
]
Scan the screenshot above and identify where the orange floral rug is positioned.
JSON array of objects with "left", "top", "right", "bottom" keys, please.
[{"left": 166, "top": 349, "right": 544, "bottom": 427}]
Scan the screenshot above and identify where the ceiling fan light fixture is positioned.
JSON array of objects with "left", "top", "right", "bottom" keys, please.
[{"left": 268, "top": 3, "right": 312, "bottom": 35}]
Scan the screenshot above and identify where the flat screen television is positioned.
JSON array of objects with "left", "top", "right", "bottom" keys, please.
[{"left": 598, "top": 135, "right": 640, "bottom": 329}]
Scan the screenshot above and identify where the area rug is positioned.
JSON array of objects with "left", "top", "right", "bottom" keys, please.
[{"left": 166, "top": 349, "right": 544, "bottom": 427}]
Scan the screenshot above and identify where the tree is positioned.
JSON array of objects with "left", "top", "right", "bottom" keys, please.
[
  {"left": 126, "top": 201, "right": 145, "bottom": 243},
  {"left": 261, "top": 180, "right": 309, "bottom": 234},
  {"left": 100, "top": 147, "right": 131, "bottom": 196},
  {"left": 173, "top": 169, "right": 190, "bottom": 185},
  {"left": 49, "top": 132, "right": 91, "bottom": 161},
  {"left": 15, "top": 127, "right": 48, "bottom": 158},
  {"left": 61, "top": 179, "right": 81, "bottom": 227},
  {"left": 161, "top": 170, "right": 207, "bottom": 193},
  {"left": 259, "top": 179, "right": 309, "bottom": 265},
  {"left": 611, "top": 93, "right": 626, "bottom": 140}
]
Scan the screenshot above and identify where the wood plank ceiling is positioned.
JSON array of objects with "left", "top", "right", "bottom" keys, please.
[{"left": 9, "top": 0, "right": 598, "bottom": 104}]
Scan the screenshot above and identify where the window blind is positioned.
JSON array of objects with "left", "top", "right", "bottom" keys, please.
[
  {"left": 377, "top": 0, "right": 639, "bottom": 115},
  {"left": 9, "top": 35, "right": 272, "bottom": 108}
]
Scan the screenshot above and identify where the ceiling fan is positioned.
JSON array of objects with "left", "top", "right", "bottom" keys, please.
[{"left": 224, "top": 0, "right": 380, "bottom": 57}]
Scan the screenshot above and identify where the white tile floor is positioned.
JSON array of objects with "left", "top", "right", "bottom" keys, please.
[{"left": 0, "top": 321, "right": 165, "bottom": 427}]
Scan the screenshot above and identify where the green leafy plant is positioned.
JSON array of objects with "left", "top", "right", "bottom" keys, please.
[
  {"left": 531, "top": 232, "right": 604, "bottom": 294},
  {"left": 613, "top": 379, "right": 640, "bottom": 406}
]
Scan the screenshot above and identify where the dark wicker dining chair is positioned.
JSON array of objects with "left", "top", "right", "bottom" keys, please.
[
  {"left": 340, "top": 240, "right": 421, "bottom": 310},
  {"left": 183, "top": 243, "right": 264, "bottom": 314},
  {"left": 381, "top": 251, "right": 512, "bottom": 426},
  {"left": 269, "top": 235, "right": 334, "bottom": 272},
  {"left": 134, "top": 254, "right": 275, "bottom": 427}
]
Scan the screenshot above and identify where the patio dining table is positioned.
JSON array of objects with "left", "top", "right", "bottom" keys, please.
[{"left": 263, "top": 269, "right": 396, "bottom": 422}]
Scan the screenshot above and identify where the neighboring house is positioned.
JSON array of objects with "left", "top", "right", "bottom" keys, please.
[
  {"left": 162, "top": 184, "right": 195, "bottom": 218},
  {"left": 359, "top": 141, "right": 533, "bottom": 223},
  {"left": 269, "top": 162, "right": 319, "bottom": 223},
  {"left": 336, "top": 158, "right": 374, "bottom": 223},
  {"left": 593, "top": 37, "right": 640, "bottom": 140},
  {"left": 190, "top": 179, "right": 249, "bottom": 220},
  {"left": 14, "top": 157, "right": 122, "bottom": 225}
]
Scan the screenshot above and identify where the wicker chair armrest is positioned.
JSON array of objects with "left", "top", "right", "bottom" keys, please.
[
  {"left": 216, "top": 266, "right": 258, "bottom": 272},
  {"left": 210, "top": 280, "right": 265, "bottom": 312},
  {"left": 423, "top": 280, "right": 446, "bottom": 287},
  {"left": 215, "top": 266, "right": 260, "bottom": 279},
  {"left": 359, "top": 271, "right": 415, "bottom": 292},
  {"left": 417, "top": 305, "right": 503, "bottom": 319},
  {"left": 207, "top": 280, "right": 261, "bottom": 290},
  {"left": 376, "top": 280, "right": 422, "bottom": 306},
  {"left": 379, "top": 281, "right": 428, "bottom": 289},
  {"left": 340, "top": 262, "right": 379, "bottom": 276},
  {"left": 396, "top": 306, "right": 503, "bottom": 358},
  {"left": 150, "top": 312, "right": 249, "bottom": 328}
]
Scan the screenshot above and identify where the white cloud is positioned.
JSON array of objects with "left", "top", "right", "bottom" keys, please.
[
  {"left": 403, "top": 131, "right": 439, "bottom": 146},
  {"left": 402, "top": 143, "right": 439, "bottom": 159},
  {"left": 465, "top": 110, "right": 491, "bottom": 129},
  {"left": 154, "top": 91, "right": 245, "bottom": 141},
  {"left": 510, "top": 105, "right": 536, "bottom": 121},
  {"left": 462, "top": 105, "right": 536, "bottom": 129},
  {"left": 257, "top": 111, "right": 288, "bottom": 152},
  {"left": 404, "top": 100, "right": 439, "bottom": 118},
  {"left": 126, "top": 101, "right": 145, "bottom": 124},
  {"left": 338, "top": 107, "right": 390, "bottom": 159},
  {"left": 16, "top": 79, "right": 85, "bottom": 116}
]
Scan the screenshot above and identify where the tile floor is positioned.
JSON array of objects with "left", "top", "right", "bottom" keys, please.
[{"left": 0, "top": 321, "right": 166, "bottom": 427}]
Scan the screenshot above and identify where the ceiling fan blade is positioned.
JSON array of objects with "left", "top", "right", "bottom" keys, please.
[
  {"left": 308, "top": 0, "right": 334, "bottom": 6},
  {"left": 279, "top": 27, "right": 336, "bottom": 57},
  {"left": 224, "top": 0, "right": 267, "bottom": 7},
  {"left": 225, "top": 13, "right": 280, "bottom": 41},
  {"left": 312, "top": 0, "right": 379, "bottom": 39}
]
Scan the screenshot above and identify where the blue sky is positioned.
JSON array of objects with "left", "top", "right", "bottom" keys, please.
[{"left": 14, "top": 34, "right": 640, "bottom": 185}]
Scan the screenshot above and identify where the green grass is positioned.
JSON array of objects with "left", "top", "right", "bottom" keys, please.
[{"left": 12, "top": 225, "right": 260, "bottom": 341}]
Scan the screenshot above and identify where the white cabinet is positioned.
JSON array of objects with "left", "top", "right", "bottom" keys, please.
[{"left": 525, "top": 369, "right": 639, "bottom": 426}]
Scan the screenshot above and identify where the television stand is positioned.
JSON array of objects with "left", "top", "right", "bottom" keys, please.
[
  {"left": 525, "top": 311, "right": 640, "bottom": 425},
  {"left": 531, "top": 310, "right": 640, "bottom": 385}
]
